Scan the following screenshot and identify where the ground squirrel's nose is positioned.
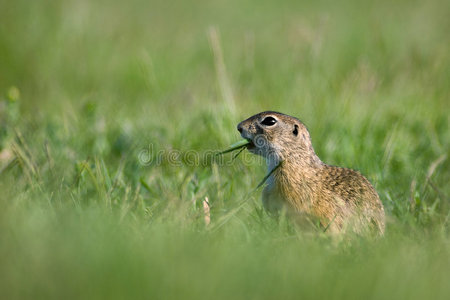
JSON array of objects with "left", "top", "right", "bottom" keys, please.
[{"left": 237, "top": 124, "right": 243, "bottom": 133}]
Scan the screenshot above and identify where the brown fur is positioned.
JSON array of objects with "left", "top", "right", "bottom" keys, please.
[{"left": 237, "top": 111, "right": 385, "bottom": 235}]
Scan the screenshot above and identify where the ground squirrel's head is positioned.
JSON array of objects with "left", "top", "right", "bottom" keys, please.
[{"left": 237, "top": 111, "right": 318, "bottom": 166}]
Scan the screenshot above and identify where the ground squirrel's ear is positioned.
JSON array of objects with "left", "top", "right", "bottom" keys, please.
[{"left": 293, "top": 124, "right": 299, "bottom": 136}]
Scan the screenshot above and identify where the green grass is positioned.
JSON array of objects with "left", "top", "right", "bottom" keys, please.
[{"left": 1, "top": 0, "right": 449, "bottom": 298}]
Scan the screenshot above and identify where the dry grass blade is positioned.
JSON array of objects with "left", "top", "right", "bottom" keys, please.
[
  {"left": 0, "top": 156, "right": 18, "bottom": 176},
  {"left": 203, "top": 197, "right": 211, "bottom": 226},
  {"left": 208, "top": 26, "right": 235, "bottom": 113},
  {"left": 426, "top": 154, "right": 447, "bottom": 181},
  {"left": 425, "top": 154, "right": 448, "bottom": 201}
]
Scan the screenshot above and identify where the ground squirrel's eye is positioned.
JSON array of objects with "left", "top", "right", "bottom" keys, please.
[
  {"left": 261, "top": 116, "right": 277, "bottom": 126},
  {"left": 293, "top": 125, "right": 299, "bottom": 136}
]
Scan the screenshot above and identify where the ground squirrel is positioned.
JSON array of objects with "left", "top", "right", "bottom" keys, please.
[{"left": 237, "top": 111, "right": 385, "bottom": 235}]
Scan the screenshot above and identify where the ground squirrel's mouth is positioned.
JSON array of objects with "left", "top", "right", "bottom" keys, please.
[{"left": 246, "top": 138, "right": 255, "bottom": 150}]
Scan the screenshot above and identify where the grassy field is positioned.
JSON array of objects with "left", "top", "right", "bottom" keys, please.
[{"left": 1, "top": 0, "right": 449, "bottom": 298}]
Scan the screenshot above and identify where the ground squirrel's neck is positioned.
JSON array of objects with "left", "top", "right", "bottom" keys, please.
[
  {"left": 266, "top": 143, "right": 323, "bottom": 174},
  {"left": 266, "top": 146, "right": 323, "bottom": 210}
]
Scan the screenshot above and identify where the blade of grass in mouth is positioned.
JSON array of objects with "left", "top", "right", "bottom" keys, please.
[
  {"left": 217, "top": 139, "right": 250, "bottom": 155},
  {"left": 255, "top": 161, "right": 282, "bottom": 190}
]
